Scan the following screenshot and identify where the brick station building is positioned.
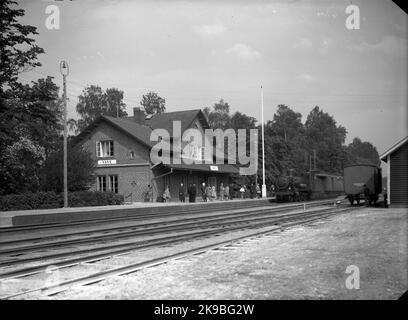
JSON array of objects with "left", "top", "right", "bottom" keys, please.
[{"left": 73, "top": 108, "right": 239, "bottom": 202}]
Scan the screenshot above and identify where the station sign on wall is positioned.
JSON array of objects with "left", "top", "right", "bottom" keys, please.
[{"left": 98, "top": 159, "right": 117, "bottom": 165}]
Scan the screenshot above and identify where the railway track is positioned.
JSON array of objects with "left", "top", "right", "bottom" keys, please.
[
  {"left": 0, "top": 201, "right": 354, "bottom": 299},
  {"left": 0, "top": 200, "right": 339, "bottom": 266},
  {"left": 0, "top": 205, "right": 338, "bottom": 270},
  {"left": 1, "top": 198, "right": 341, "bottom": 233},
  {"left": 0, "top": 199, "right": 282, "bottom": 233},
  {"left": 0, "top": 200, "right": 337, "bottom": 251}
]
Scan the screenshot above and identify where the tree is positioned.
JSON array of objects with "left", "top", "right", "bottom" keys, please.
[
  {"left": 41, "top": 145, "right": 96, "bottom": 193},
  {"left": 1, "top": 136, "right": 46, "bottom": 194},
  {"left": 204, "top": 99, "right": 231, "bottom": 130},
  {"left": 140, "top": 91, "right": 166, "bottom": 114},
  {"left": 0, "top": 0, "right": 44, "bottom": 92},
  {"left": 106, "top": 88, "right": 127, "bottom": 117},
  {"left": 72, "top": 85, "right": 128, "bottom": 133},
  {"left": 13, "top": 77, "right": 63, "bottom": 154},
  {"left": 270, "top": 104, "right": 304, "bottom": 142},
  {"left": 346, "top": 137, "right": 380, "bottom": 166},
  {"left": 0, "top": 77, "right": 63, "bottom": 195},
  {"left": 0, "top": 0, "right": 49, "bottom": 194},
  {"left": 305, "top": 106, "right": 347, "bottom": 173}
]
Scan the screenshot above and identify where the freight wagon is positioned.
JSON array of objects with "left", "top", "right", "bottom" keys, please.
[{"left": 343, "top": 164, "right": 382, "bottom": 205}]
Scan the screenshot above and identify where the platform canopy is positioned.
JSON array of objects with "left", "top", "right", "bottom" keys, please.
[{"left": 155, "top": 162, "right": 240, "bottom": 174}]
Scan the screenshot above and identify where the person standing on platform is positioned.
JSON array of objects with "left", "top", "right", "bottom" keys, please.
[
  {"left": 224, "top": 184, "right": 229, "bottom": 200},
  {"left": 201, "top": 182, "right": 207, "bottom": 202},
  {"left": 163, "top": 186, "right": 171, "bottom": 203},
  {"left": 206, "top": 185, "right": 212, "bottom": 201},
  {"left": 211, "top": 185, "right": 217, "bottom": 201},
  {"left": 256, "top": 184, "right": 261, "bottom": 198},
  {"left": 144, "top": 184, "right": 153, "bottom": 202},
  {"left": 179, "top": 183, "right": 185, "bottom": 202},
  {"left": 250, "top": 183, "right": 256, "bottom": 199},
  {"left": 192, "top": 183, "right": 197, "bottom": 202},
  {"left": 220, "top": 183, "right": 225, "bottom": 201},
  {"left": 188, "top": 184, "right": 193, "bottom": 202},
  {"left": 240, "top": 185, "right": 245, "bottom": 199},
  {"left": 383, "top": 187, "right": 388, "bottom": 208},
  {"left": 363, "top": 184, "right": 371, "bottom": 206}
]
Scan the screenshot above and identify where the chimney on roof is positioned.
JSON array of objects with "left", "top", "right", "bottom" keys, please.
[{"left": 133, "top": 107, "right": 146, "bottom": 125}]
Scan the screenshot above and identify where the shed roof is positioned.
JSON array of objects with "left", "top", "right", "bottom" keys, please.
[{"left": 380, "top": 136, "right": 408, "bottom": 162}]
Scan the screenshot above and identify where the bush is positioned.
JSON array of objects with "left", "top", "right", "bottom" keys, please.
[
  {"left": 0, "top": 191, "right": 124, "bottom": 211},
  {"left": 68, "top": 191, "right": 124, "bottom": 207},
  {"left": 0, "top": 191, "right": 62, "bottom": 211}
]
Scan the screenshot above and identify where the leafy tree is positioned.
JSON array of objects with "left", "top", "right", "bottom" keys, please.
[
  {"left": 0, "top": 0, "right": 44, "bottom": 92},
  {"left": 71, "top": 85, "right": 128, "bottom": 133},
  {"left": 140, "top": 91, "right": 166, "bottom": 115},
  {"left": 204, "top": 99, "right": 231, "bottom": 130},
  {"left": 1, "top": 136, "right": 46, "bottom": 194},
  {"left": 41, "top": 145, "right": 96, "bottom": 193},
  {"left": 106, "top": 88, "right": 127, "bottom": 117},
  {"left": 0, "top": 78, "right": 62, "bottom": 195},
  {"left": 345, "top": 137, "right": 380, "bottom": 166},
  {"left": 270, "top": 104, "right": 304, "bottom": 142},
  {"left": 13, "top": 77, "right": 63, "bottom": 153},
  {"left": 305, "top": 106, "right": 347, "bottom": 173},
  {"left": 229, "top": 111, "right": 256, "bottom": 130}
]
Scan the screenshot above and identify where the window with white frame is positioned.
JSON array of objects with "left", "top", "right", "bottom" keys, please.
[
  {"left": 96, "top": 140, "right": 114, "bottom": 157},
  {"left": 109, "top": 175, "right": 118, "bottom": 193},
  {"left": 200, "top": 146, "right": 205, "bottom": 161},
  {"left": 97, "top": 176, "right": 107, "bottom": 192}
]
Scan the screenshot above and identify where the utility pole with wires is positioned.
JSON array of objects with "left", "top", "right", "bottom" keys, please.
[{"left": 60, "top": 61, "right": 69, "bottom": 208}]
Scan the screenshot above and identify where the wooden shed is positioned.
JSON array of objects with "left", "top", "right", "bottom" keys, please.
[{"left": 380, "top": 136, "right": 408, "bottom": 207}]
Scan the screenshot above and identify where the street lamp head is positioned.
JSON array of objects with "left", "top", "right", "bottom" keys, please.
[{"left": 60, "top": 60, "right": 69, "bottom": 76}]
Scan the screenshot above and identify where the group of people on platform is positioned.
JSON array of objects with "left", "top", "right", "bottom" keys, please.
[
  {"left": 177, "top": 183, "right": 198, "bottom": 202},
  {"left": 199, "top": 182, "right": 230, "bottom": 202},
  {"left": 145, "top": 182, "right": 265, "bottom": 203},
  {"left": 239, "top": 183, "right": 262, "bottom": 199},
  {"left": 177, "top": 182, "right": 230, "bottom": 203}
]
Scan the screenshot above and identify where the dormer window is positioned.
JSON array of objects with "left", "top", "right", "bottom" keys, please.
[{"left": 96, "top": 140, "right": 114, "bottom": 157}]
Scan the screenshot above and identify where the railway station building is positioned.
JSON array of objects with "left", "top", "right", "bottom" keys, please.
[
  {"left": 380, "top": 136, "right": 408, "bottom": 208},
  {"left": 73, "top": 108, "right": 240, "bottom": 202}
]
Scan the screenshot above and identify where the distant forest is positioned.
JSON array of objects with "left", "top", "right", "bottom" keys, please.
[{"left": 204, "top": 100, "right": 380, "bottom": 186}]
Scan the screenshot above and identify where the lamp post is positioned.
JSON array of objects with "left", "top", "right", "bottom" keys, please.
[
  {"left": 60, "top": 61, "right": 69, "bottom": 207},
  {"left": 261, "top": 86, "right": 266, "bottom": 198}
]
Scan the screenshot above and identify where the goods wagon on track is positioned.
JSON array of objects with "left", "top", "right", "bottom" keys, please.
[{"left": 343, "top": 164, "right": 382, "bottom": 205}]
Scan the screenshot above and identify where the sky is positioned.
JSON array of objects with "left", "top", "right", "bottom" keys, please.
[{"left": 17, "top": 0, "right": 408, "bottom": 156}]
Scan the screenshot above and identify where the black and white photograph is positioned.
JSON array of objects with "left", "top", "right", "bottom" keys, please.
[{"left": 0, "top": 0, "right": 407, "bottom": 307}]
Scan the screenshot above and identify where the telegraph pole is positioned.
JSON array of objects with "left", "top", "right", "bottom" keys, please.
[
  {"left": 60, "top": 61, "right": 69, "bottom": 207},
  {"left": 261, "top": 86, "right": 266, "bottom": 198}
]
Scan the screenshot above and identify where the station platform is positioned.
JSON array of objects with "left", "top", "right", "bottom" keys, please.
[{"left": 0, "top": 198, "right": 278, "bottom": 228}]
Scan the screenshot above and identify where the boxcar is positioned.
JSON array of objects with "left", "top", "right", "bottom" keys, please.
[{"left": 343, "top": 164, "right": 382, "bottom": 205}]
